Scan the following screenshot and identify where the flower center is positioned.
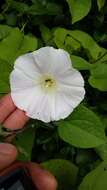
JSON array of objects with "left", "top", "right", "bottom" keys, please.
[
  {"left": 39, "top": 75, "right": 57, "bottom": 92},
  {"left": 44, "top": 78, "right": 54, "bottom": 88}
]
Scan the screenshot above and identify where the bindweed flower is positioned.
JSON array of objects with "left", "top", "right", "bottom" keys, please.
[{"left": 10, "top": 47, "right": 85, "bottom": 122}]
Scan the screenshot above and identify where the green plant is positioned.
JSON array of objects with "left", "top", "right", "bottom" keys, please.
[{"left": 0, "top": 0, "right": 107, "bottom": 189}]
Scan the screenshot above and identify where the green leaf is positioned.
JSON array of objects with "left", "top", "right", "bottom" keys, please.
[
  {"left": 9, "top": 1, "right": 29, "bottom": 13},
  {"left": 90, "top": 63, "right": 107, "bottom": 78},
  {"left": 44, "top": 2, "right": 62, "bottom": 15},
  {"left": 66, "top": 0, "right": 91, "bottom": 24},
  {"left": 96, "top": 143, "right": 107, "bottom": 161},
  {"left": 79, "top": 161, "right": 107, "bottom": 190},
  {"left": 97, "top": 0, "right": 105, "bottom": 10},
  {"left": 89, "top": 77, "right": 107, "bottom": 91},
  {"left": 71, "top": 55, "right": 92, "bottom": 70},
  {"left": 0, "top": 58, "right": 12, "bottom": 93},
  {"left": 94, "top": 52, "right": 107, "bottom": 65},
  {"left": 14, "top": 127, "right": 35, "bottom": 161},
  {"left": 42, "top": 159, "right": 78, "bottom": 190},
  {"left": 69, "top": 30, "right": 106, "bottom": 60},
  {"left": 58, "top": 105, "right": 106, "bottom": 148},
  {"left": 0, "top": 25, "right": 12, "bottom": 40},
  {"left": 27, "top": 4, "right": 47, "bottom": 15},
  {"left": 40, "top": 25, "right": 51, "bottom": 43},
  {"left": 54, "top": 28, "right": 105, "bottom": 60},
  {"left": 29, "top": 3, "right": 62, "bottom": 16},
  {"left": 54, "top": 28, "right": 81, "bottom": 54},
  {"left": 89, "top": 63, "right": 107, "bottom": 91},
  {"left": 39, "top": 25, "right": 54, "bottom": 46},
  {"left": 40, "top": 25, "right": 55, "bottom": 46},
  {"left": 64, "top": 35, "right": 81, "bottom": 53},
  {"left": 10, "top": 1, "right": 62, "bottom": 16},
  {"left": 0, "top": 28, "right": 22, "bottom": 62},
  {"left": 54, "top": 28, "right": 68, "bottom": 49},
  {"left": 15, "top": 35, "right": 38, "bottom": 58},
  {"left": 5, "top": 13, "right": 17, "bottom": 26},
  {"left": 0, "top": 27, "right": 37, "bottom": 63}
]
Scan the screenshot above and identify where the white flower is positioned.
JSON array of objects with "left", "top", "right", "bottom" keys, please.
[{"left": 10, "top": 47, "right": 85, "bottom": 123}]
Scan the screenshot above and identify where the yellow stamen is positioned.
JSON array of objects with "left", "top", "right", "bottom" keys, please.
[{"left": 38, "top": 75, "right": 57, "bottom": 92}]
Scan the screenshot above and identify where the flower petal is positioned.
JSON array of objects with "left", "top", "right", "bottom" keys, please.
[
  {"left": 47, "top": 93, "right": 71, "bottom": 121},
  {"left": 57, "top": 67, "right": 84, "bottom": 87},
  {"left": 56, "top": 68, "right": 85, "bottom": 109},
  {"left": 14, "top": 53, "right": 41, "bottom": 79},
  {"left": 48, "top": 86, "right": 85, "bottom": 121},
  {"left": 26, "top": 92, "right": 51, "bottom": 122},
  {"left": 11, "top": 82, "right": 52, "bottom": 122},
  {"left": 58, "top": 86, "right": 85, "bottom": 108},
  {"left": 10, "top": 68, "right": 36, "bottom": 91},
  {"left": 32, "top": 47, "right": 72, "bottom": 75},
  {"left": 11, "top": 87, "right": 37, "bottom": 111}
]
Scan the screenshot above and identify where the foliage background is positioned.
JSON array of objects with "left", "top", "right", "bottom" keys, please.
[{"left": 0, "top": 0, "right": 107, "bottom": 189}]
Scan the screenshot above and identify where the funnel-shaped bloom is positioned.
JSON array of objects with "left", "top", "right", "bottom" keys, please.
[{"left": 10, "top": 47, "right": 85, "bottom": 122}]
